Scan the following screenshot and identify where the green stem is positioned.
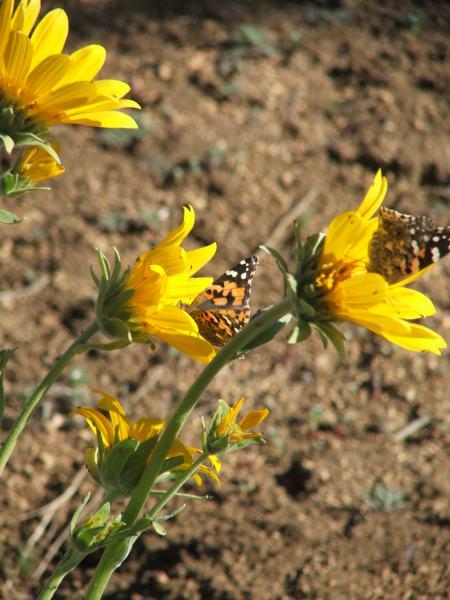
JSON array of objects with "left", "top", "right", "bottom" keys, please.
[
  {"left": 0, "top": 321, "right": 99, "bottom": 477},
  {"left": 85, "top": 298, "right": 292, "bottom": 598},
  {"left": 37, "top": 548, "right": 86, "bottom": 600},
  {"left": 146, "top": 453, "right": 208, "bottom": 519},
  {"left": 124, "top": 297, "right": 291, "bottom": 525},
  {"left": 85, "top": 454, "right": 208, "bottom": 600}
]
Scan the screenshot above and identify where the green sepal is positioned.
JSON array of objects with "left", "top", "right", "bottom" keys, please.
[
  {"left": 0, "top": 348, "right": 16, "bottom": 421},
  {"left": 95, "top": 248, "right": 111, "bottom": 282},
  {"left": 302, "top": 232, "right": 326, "bottom": 262},
  {"left": 70, "top": 492, "right": 91, "bottom": 535},
  {"left": 101, "top": 439, "right": 139, "bottom": 490},
  {"left": 1, "top": 172, "right": 18, "bottom": 194},
  {"left": 206, "top": 436, "right": 230, "bottom": 453},
  {"left": 227, "top": 436, "right": 266, "bottom": 452},
  {"left": 0, "top": 107, "right": 15, "bottom": 132},
  {"left": 98, "top": 316, "right": 132, "bottom": 341},
  {"left": 92, "top": 501, "right": 112, "bottom": 523},
  {"left": 71, "top": 502, "right": 113, "bottom": 552},
  {"left": 120, "top": 435, "right": 159, "bottom": 491},
  {"left": 288, "top": 320, "right": 312, "bottom": 344},
  {"left": 260, "top": 245, "right": 289, "bottom": 274},
  {"left": 286, "top": 273, "right": 298, "bottom": 294},
  {"left": 312, "top": 321, "right": 346, "bottom": 358},
  {"left": 160, "top": 455, "right": 186, "bottom": 474},
  {"left": 297, "top": 298, "right": 316, "bottom": 318},
  {"left": 1, "top": 171, "right": 48, "bottom": 200},
  {"left": 260, "top": 245, "right": 290, "bottom": 296},
  {"left": 90, "top": 266, "right": 101, "bottom": 288},
  {"left": 14, "top": 132, "right": 60, "bottom": 163},
  {"left": 235, "top": 313, "right": 292, "bottom": 357},
  {"left": 151, "top": 521, "right": 167, "bottom": 536},
  {"left": 0, "top": 133, "right": 14, "bottom": 154}
]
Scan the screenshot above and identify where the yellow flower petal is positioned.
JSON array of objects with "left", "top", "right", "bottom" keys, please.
[
  {"left": 165, "top": 275, "right": 213, "bottom": 303},
  {"left": 383, "top": 324, "right": 446, "bottom": 355},
  {"left": 379, "top": 287, "right": 436, "bottom": 319},
  {"left": 59, "top": 44, "right": 106, "bottom": 85},
  {"left": 4, "top": 30, "right": 32, "bottom": 84},
  {"left": 71, "top": 407, "right": 115, "bottom": 449},
  {"left": 93, "top": 79, "right": 131, "bottom": 98},
  {"left": 18, "top": 0, "right": 40, "bottom": 36},
  {"left": 26, "top": 53, "right": 70, "bottom": 97},
  {"left": 0, "top": 0, "right": 14, "bottom": 60},
  {"left": 158, "top": 205, "right": 195, "bottom": 249},
  {"left": 239, "top": 408, "right": 269, "bottom": 430},
  {"left": 30, "top": 8, "right": 68, "bottom": 68},
  {"left": 63, "top": 110, "right": 139, "bottom": 128},
  {"left": 186, "top": 243, "right": 217, "bottom": 275},
  {"left": 356, "top": 169, "right": 388, "bottom": 220},
  {"left": 151, "top": 329, "right": 216, "bottom": 363},
  {"left": 145, "top": 305, "right": 200, "bottom": 334},
  {"left": 131, "top": 417, "right": 164, "bottom": 442}
]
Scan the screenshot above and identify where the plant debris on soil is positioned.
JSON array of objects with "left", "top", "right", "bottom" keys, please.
[{"left": 1, "top": 1, "right": 449, "bottom": 598}]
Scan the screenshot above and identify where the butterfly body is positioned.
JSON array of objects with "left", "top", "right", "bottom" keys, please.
[
  {"left": 368, "top": 207, "right": 450, "bottom": 284},
  {"left": 189, "top": 256, "right": 259, "bottom": 347}
]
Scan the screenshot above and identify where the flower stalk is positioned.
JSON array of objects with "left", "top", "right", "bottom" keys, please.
[
  {"left": 81, "top": 297, "right": 292, "bottom": 598},
  {"left": 37, "top": 548, "right": 86, "bottom": 600}
]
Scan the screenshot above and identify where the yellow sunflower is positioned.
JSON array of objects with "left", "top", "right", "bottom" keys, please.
[
  {"left": 315, "top": 170, "right": 446, "bottom": 354},
  {"left": 16, "top": 143, "right": 64, "bottom": 183},
  {"left": 124, "top": 205, "right": 217, "bottom": 363},
  {"left": 73, "top": 391, "right": 220, "bottom": 490},
  {"left": 0, "top": 0, "right": 139, "bottom": 134},
  {"left": 215, "top": 397, "right": 269, "bottom": 443}
]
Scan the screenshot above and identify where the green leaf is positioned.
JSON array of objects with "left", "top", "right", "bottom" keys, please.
[
  {"left": 0, "top": 208, "right": 21, "bottom": 224},
  {"left": 0, "top": 133, "right": 14, "bottom": 154},
  {"left": 156, "top": 503, "right": 186, "bottom": 522}
]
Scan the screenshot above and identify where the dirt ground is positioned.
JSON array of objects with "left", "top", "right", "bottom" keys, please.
[{"left": 1, "top": 1, "right": 450, "bottom": 598}]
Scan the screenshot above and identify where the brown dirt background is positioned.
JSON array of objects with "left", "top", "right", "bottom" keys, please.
[{"left": 1, "top": 1, "right": 450, "bottom": 598}]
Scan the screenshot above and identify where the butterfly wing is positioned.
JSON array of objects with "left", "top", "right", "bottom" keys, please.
[
  {"left": 190, "top": 256, "right": 259, "bottom": 347},
  {"left": 368, "top": 207, "right": 450, "bottom": 284}
]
